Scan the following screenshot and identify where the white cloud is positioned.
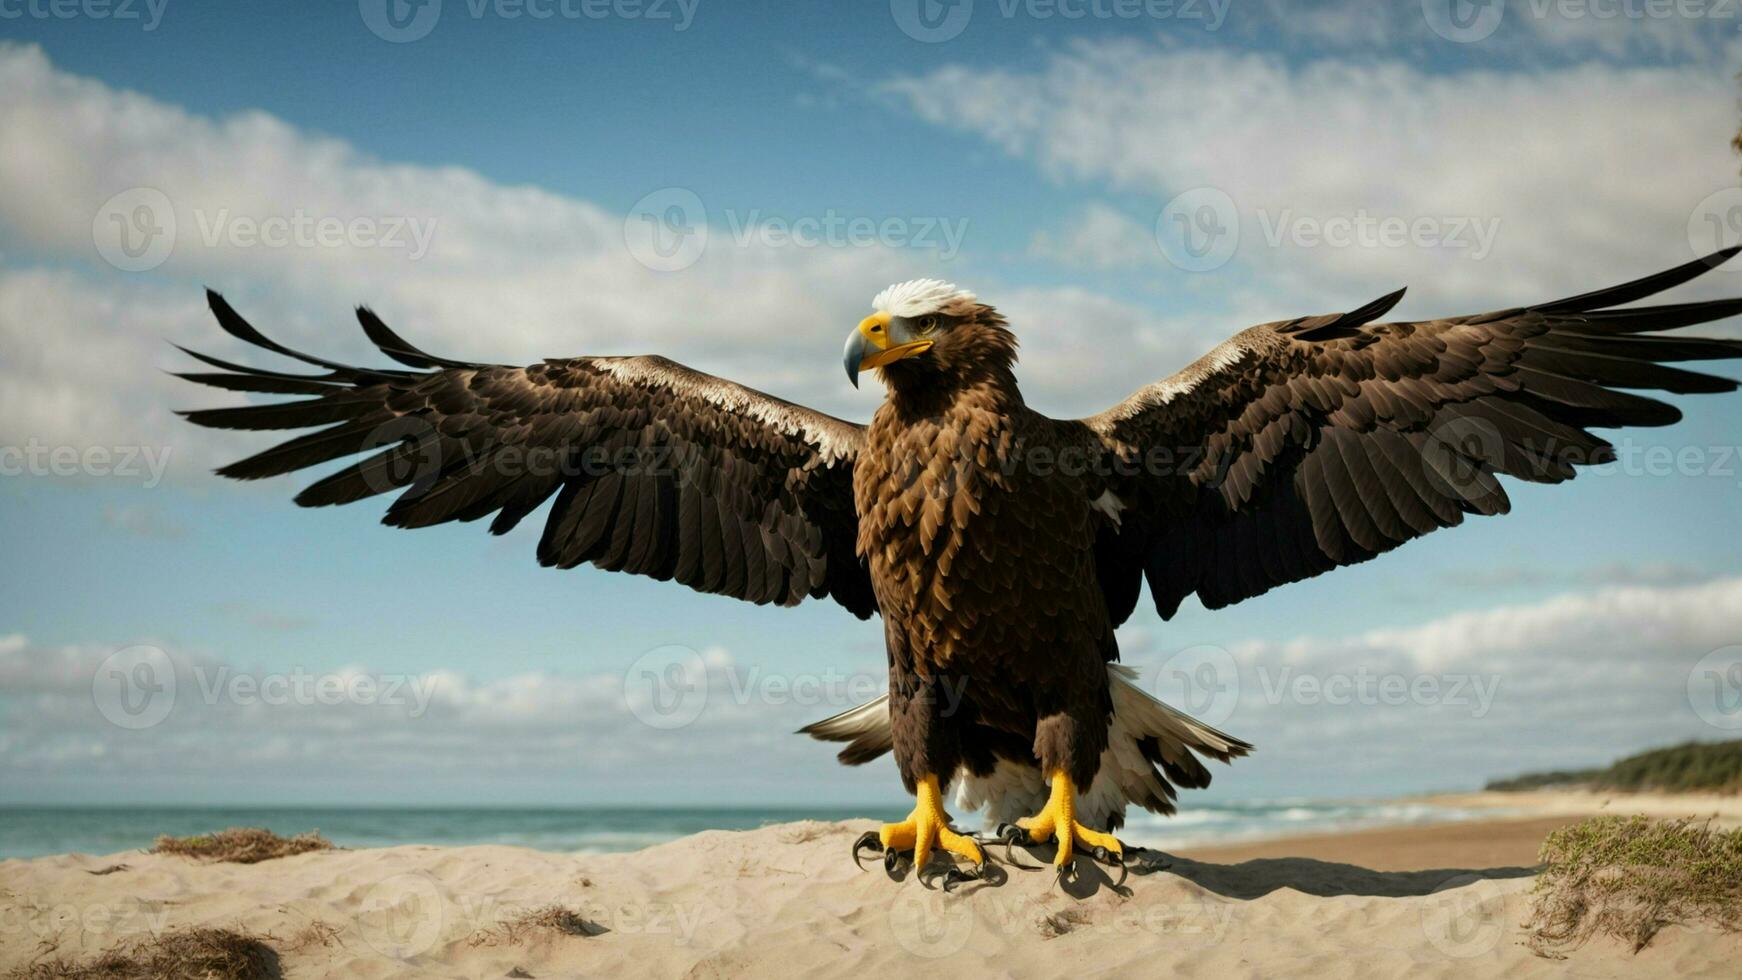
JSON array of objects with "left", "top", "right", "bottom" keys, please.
[
  {"left": 1126, "top": 577, "right": 1742, "bottom": 793},
  {"left": 888, "top": 40, "right": 1742, "bottom": 313},
  {"left": 7, "top": 579, "right": 1739, "bottom": 801},
  {"left": 0, "top": 43, "right": 1218, "bottom": 483},
  {"left": 1027, "top": 202, "right": 1154, "bottom": 270},
  {"left": 0, "top": 635, "right": 891, "bottom": 795},
  {"left": 0, "top": 45, "right": 918, "bottom": 466}
]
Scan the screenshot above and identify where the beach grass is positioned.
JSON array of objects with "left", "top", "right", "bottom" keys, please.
[
  {"left": 467, "top": 905, "right": 603, "bottom": 946},
  {"left": 1528, "top": 815, "right": 1742, "bottom": 954},
  {"left": 151, "top": 827, "right": 332, "bottom": 864},
  {"left": 5, "top": 927, "right": 278, "bottom": 980}
]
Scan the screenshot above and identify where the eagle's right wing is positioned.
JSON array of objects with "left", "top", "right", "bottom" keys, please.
[
  {"left": 1075, "top": 249, "right": 1742, "bottom": 625},
  {"left": 178, "top": 293, "right": 877, "bottom": 617}
]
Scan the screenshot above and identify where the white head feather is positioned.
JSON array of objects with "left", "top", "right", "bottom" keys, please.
[{"left": 871, "top": 279, "right": 976, "bottom": 318}]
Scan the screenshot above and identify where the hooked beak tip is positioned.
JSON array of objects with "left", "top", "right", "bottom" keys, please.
[{"left": 843, "top": 330, "right": 868, "bottom": 389}]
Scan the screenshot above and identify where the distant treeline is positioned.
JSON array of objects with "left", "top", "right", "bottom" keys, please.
[{"left": 1486, "top": 740, "right": 1742, "bottom": 794}]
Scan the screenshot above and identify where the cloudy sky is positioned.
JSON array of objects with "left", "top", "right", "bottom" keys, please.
[{"left": 2, "top": 1, "right": 1741, "bottom": 807}]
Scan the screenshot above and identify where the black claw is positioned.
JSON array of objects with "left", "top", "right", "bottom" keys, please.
[
  {"left": 941, "top": 865, "right": 982, "bottom": 893},
  {"left": 1056, "top": 861, "right": 1080, "bottom": 888},
  {"left": 994, "top": 823, "right": 1040, "bottom": 871},
  {"left": 883, "top": 847, "right": 905, "bottom": 878},
  {"left": 852, "top": 831, "right": 883, "bottom": 871}
]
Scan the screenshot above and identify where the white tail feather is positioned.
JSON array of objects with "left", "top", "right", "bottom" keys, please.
[{"left": 799, "top": 664, "right": 1252, "bottom": 829}]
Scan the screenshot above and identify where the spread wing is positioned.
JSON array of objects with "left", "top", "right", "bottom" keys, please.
[
  {"left": 178, "top": 293, "right": 877, "bottom": 617},
  {"left": 1078, "top": 249, "right": 1742, "bottom": 624}
]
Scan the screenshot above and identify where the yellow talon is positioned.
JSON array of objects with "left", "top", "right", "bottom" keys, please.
[
  {"left": 877, "top": 774, "right": 984, "bottom": 870},
  {"left": 1018, "top": 769, "right": 1124, "bottom": 867}
]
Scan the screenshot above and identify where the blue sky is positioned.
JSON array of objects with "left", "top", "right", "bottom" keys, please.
[{"left": 3, "top": 0, "right": 1742, "bottom": 808}]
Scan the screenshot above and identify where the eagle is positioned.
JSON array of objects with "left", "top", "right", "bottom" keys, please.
[{"left": 178, "top": 250, "right": 1742, "bottom": 888}]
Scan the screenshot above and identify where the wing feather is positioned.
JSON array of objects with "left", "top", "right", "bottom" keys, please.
[
  {"left": 178, "top": 295, "right": 876, "bottom": 617},
  {"left": 1080, "top": 250, "right": 1742, "bottom": 621}
]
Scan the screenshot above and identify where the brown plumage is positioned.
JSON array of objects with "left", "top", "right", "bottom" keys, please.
[{"left": 178, "top": 249, "right": 1742, "bottom": 841}]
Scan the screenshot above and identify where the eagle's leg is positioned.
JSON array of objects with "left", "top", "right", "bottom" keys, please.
[
  {"left": 864, "top": 773, "right": 984, "bottom": 883},
  {"left": 1016, "top": 769, "right": 1124, "bottom": 874}
]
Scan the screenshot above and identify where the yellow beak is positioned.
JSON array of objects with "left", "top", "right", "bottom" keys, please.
[{"left": 843, "top": 312, "right": 934, "bottom": 387}]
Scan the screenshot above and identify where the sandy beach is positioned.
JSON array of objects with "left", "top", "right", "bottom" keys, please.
[{"left": 3, "top": 791, "right": 1738, "bottom": 979}]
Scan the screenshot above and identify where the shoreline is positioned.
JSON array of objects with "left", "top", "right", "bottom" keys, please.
[{"left": 3, "top": 791, "right": 1739, "bottom": 977}]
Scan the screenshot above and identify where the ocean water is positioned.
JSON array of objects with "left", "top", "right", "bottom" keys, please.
[{"left": 0, "top": 800, "right": 1499, "bottom": 860}]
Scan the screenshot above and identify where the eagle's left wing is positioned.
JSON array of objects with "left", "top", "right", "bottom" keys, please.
[
  {"left": 1073, "top": 249, "right": 1742, "bottom": 625},
  {"left": 178, "top": 293, "right": 877, "bottom": 617}
]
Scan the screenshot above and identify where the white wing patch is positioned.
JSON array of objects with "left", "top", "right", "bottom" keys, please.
[
  {"left": 1091, "top": 489, "right": 1125, "bottom": 526},
  {"left": 872, "top": 279, "right": 976, "bottom": 319},
  {"left": 591, "top": 355, "right": 861, "bottom": 462}
]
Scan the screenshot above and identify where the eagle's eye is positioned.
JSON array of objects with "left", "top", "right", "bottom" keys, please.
[{"left": 918, "top": 315, "right": 939, "bottom": 335}]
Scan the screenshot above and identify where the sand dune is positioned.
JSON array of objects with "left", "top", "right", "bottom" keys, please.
[{"left": 4, "top": 810, "right": 1739, "bottom": 978}]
